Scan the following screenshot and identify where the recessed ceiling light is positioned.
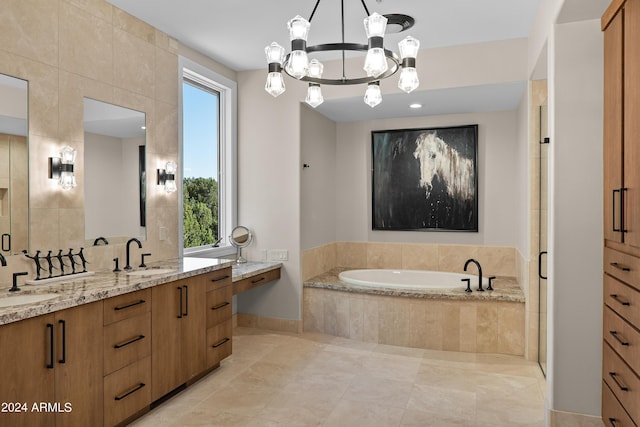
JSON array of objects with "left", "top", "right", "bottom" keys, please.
[{"left": 409, "top": 103, "right": 422, "bottom": 109}]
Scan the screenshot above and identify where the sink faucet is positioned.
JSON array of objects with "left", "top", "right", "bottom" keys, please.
[
  {"left": 125, "top": 238, "right": 142, "bottom": 270},
  {"left": 464, "top": 258, "right": 484, "bottom": 291}
]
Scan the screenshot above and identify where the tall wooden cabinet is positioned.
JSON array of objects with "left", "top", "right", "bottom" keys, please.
[
  {"left": 602, "top": 1, "right": 640, "bottom": 425},
  {"left": 151, "top": 275, "right": 207, "bottom": 401},
  {"left": 0, "top": 302, "right": 103, "bottom": 427}
]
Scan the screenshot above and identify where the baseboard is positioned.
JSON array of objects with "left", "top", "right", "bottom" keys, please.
[
  {"left": 549, "top": 409, "right": 604, "bottom": 427},
  {"left": 236, "top": 312, "right": 302, "bottom": 333}
]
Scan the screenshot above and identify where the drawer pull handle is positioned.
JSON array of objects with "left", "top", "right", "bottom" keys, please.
[
  {"left": 47, "top": 323, "right": 54, "bottom": 369},
  {"left": 609, "top": 330, "right": 630, "bottom": 346},
  {"left": 58, "top": 320, "right": 66, "bottom": 364},
  {"left": 609, "top": 372, "right": 629, "bottom": 392},
  {"left": 211, "top": 301, "right": 230, "bottom": 311},
  {"left": 114, "top": 383, "right": 146, "bottom": 401},
  {"left": 251, "top": 277, "right": 265, "bottom": 284},
  {"left": 114, "top": 299, "right": 146, "bottom": 311},
  {"left": 609, "top": 417, "right": 618, "bottom": 427},
  {"left": 211, "top": 275, "right": 230, "bottom": 282},
  {"left": 610, "top": 262, "right": 631, "bottom": 272},
  {"left": 212, "top": 337, "right": 230, "bottom": 348},
  {"left": 114, "top": 335, "right": 145, "bottom": 349},
  {"left": 610, "top": 294, "right": 631, "bottom": 306}
]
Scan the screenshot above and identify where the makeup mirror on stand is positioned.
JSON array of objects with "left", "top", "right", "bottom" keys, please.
[{"left": 229, "top": 226, "right": 252, "bottom": 264}]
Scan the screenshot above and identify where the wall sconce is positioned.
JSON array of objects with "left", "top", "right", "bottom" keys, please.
[
  {"left": 48, "top": 146, "right": 77, "bottom": 190},
  {"left": 157, "top": 161, "right": 177, "bottom": 193}
]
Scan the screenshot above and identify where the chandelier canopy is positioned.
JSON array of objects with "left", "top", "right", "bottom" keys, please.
[{"left": 264, "top": 0, "right": 420, "bottom": 108}]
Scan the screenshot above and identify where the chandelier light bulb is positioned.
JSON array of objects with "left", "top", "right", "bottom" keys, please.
[
  {"left": 286, "top": 51, "right": 309, "bottom": 79},
  {"left": 305, "top": 84, "right": 324, "bottom": 108},
  {"left": 398, "top": 36, "right": 420, "bottom": 93},
  {"left": 364, "top": 82, "right": 382, "bottom": 108},
  {"left": 265, "top": 72, "right": 286, "bottom": 97},
  {"left": 364, "top": 12, "right": 387, "bottom": 38},
  {"left": 307, "top": 59, "right": 324, "bottom": 78},
  {"left": 398, "top": 36, "right": 420, "bottom": 60},
  {"left": 363, "top": 13, "right": 388, "bottom": 78},
  {"left": 265, "top": 42, "right": 285, "bottom": 65},
  {"left": 287, "top": 15, "right": 310, "bottom": 41},
  {"left": 398, "top": 68, "right": 419, "bottom": 93}
]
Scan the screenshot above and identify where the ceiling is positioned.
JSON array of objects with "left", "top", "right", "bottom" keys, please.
[{"left": 108, "top": 0, "right": 542, "bottom": 121}]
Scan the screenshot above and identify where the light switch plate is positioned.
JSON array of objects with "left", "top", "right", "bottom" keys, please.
[{"left": 268, "top": 249, "right": 288, "bottom": 261}]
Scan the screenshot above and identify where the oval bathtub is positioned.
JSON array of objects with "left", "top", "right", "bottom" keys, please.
[{"left": 338, "top": 269, "right": 488, "bottom": 290}]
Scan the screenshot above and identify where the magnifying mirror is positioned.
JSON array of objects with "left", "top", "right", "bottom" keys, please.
[{"left": 229, "top": 226, "right": 252, "bottom": 264}]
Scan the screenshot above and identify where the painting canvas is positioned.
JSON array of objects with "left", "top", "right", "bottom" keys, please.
[{"left": 372, "top": 125, "right": 478, "bottom": 231}]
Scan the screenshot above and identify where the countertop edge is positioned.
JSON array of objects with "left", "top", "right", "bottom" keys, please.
[{"left": 0, "top": 259, "right": 282, "bottom": 326}]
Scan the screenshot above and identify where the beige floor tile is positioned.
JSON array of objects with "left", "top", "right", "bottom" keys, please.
[{"left": 130, "top": 328, "right": 545, "bottom": 427}]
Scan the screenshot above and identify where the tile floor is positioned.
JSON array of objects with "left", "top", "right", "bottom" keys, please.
[{"left": 130, "top": 327, "right": 546, "bottom": 427}]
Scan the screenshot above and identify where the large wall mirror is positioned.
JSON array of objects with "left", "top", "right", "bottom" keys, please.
[
  {"left": 84, "top": 98, "right": 146, "bottom": 244},
  {"left": 0, "top": 73, "right": 28, "bottom": 255}
]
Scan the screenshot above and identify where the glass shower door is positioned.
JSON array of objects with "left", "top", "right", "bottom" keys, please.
[{"left": 538, "top": 101, "right": 549, "bottom": 377}]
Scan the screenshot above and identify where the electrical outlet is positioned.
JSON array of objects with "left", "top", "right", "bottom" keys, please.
[{"left": 268, "top": 249, "right": 288, "bottom": 261}]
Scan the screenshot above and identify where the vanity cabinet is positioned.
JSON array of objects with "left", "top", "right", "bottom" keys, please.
[
  {"left": 103, "top": 289, "right": 152, "bottom": 427},
  {"left": 0, "top": 301, "right": 103, "bottom": 427},
  {"left": 205, "top": 268, "right": 233, "bottom": 368},
  {"left": 151, "top": 275, "right": 207, "bottom": 401},
  {"left": 603, "top": 1, "right": 640, "bottom": 425}
]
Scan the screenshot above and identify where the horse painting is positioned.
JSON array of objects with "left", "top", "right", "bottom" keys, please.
[{"left": 372, "top": 125, "right": 478, "bottom": 231}]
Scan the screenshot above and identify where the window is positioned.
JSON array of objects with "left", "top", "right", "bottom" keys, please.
[{"left": 180, "top": 58, "right": 237, "bottom": 257}]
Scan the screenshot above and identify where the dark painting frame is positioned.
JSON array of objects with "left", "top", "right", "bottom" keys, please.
[{"left": 372, "top": 124, "right": 478, "bottom": 231}]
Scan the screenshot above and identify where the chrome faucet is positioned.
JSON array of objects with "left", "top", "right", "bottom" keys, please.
[
  {"left": 464, "top": 258, "right": 484, "bottom": 291},
  {"left": 125, "top": 238, "right": 142, "bottom": 270}
]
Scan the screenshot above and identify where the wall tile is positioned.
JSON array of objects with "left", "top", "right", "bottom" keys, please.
[
  {"left": 362, "top": 296, "right": 379, "bottom": 343},
  {"left": 476, "top": 302, "right": 498, "bottom": 353},
  {"left": 113, "top": 8, "right": 155, "bottom": 43},
  {"left": 497, "top": 302, "right": 525, "bottom": 356},
  {"left": 367, "top": 242, "right": 402, "bottom": 269},
  {"left": 30, "top": 208, "right": 60, "bottom": 249},
  {"left": 438, "top": 244, "right": 479, "bottom": 273},
  {"left": 0, "top": 0, "right": 59, "bottom": 67},
  {"left": 155, "top": 47, "right": 179, "bottom": 105},
  {"left": 349, "top": 294, "right": 365, "bottom": 341},
  {"left": 401, "top": 243, "right": 439, "bottom": 270},
  {"left": 113, "top": 28, "right": 155, "bottom": 99},
  {"left": 63, "top": 0, "right": 113, "bottom": 22},
  {"left": 59, "top": 1, "right": 113, "bottom": 83},
  {"left": 337, "top": 241, "right": 367, "bottom": 268},
  {"left": 478, "top": 246, "right": 516, "bottom": 277},
  {"left": 303, "top": 288, "right": 324, "bottom": 333},
  {"left": 459, "top": 301, "right": 477, "bottom": 353}
]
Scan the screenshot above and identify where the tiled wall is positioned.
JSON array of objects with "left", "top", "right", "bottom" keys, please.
[
  {"left": 0, "top": 0, "right": 180, "bottom": 283},
  {"left": 302, "top": 242, "right": 518, "bottom": 281}
]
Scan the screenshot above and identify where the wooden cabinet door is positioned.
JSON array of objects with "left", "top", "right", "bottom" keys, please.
[
  {"left": 604, "top": 7, "right": 624, "bottom": 243},
  {"left": 0, "top": 315, "right": 55, "bottom": 427},
  {"left": 54, "top": 301, "right": 103, "bottom": 427},
  {"left": 151, "top": 281, "right": 183, "bottom": 401},
  {"left": 180, "top": 277, "right": 206, "bottom": 382},
  {"left": 625, "top": 0, "right": 640, "bottom": 248}
]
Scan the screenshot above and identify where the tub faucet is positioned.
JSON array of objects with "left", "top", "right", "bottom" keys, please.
[
  {"left": 464, "top": 258, "right": 484, "bottom": 291},
  {"left": 125, "top": 238, "right": 142, "bottom": 270}
]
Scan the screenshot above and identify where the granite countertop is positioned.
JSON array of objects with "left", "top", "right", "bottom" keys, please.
[
  {"left": 304, "top": 268, "right": 525, "bottom": 302},
  {"left": 0, "top": 258, "right": 282, "bottom": 326}
]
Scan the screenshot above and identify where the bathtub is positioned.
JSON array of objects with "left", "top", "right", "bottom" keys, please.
[{"left": 338, "top": 269, "right": 488, "bottom": 290}]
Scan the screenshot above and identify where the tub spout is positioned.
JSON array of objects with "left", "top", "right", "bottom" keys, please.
[{"left": 464, "top": 258, "right": 483, "bottom": 291}]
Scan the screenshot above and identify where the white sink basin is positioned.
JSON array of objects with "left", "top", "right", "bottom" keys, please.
[
  {"left": 0, "top": 293, "right": 60, "bottom": 308},
  {"left": 126, "top": 268, "right": 176, "bottom": 277}
]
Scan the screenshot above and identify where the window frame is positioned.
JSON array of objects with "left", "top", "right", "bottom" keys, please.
[{"left": 179, "top": 56, "right": 237, "bottom": 258}]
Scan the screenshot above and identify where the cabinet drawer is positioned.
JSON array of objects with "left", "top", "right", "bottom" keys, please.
[
  {"left": 207, "top": 320, "right": 232, "bottom": 367},
  {"left": 604, "top": 306, "right": 640, "bottom": 376},
  {"left": 205, "top": 267, "right": 233, "bottom": 292},
  {"left": 233, "top": 267, "right": 281, "bottom": 295},
  {"left": 104, "top": 356, "right": 151, "bottom": 427},
  {"left": 603, "top": 342, "right": 640, "bottom": 422},
  {"left": 104, "top": 312, "right": 151, "bottom": 376},
  {"left": 104, "top": 289, "right": 151, "bottom": 325},
  {"left": 603, "top": 380, "right": 635, "bottom": 427},
  {"left": 207, "top": 285, "right": 232, "bottom": 328},
  {"left": 605, "top": 274, "right": 640, "bottom": 329},
  {"left": 604, "top": 247, "right": 640, "bottom": 291}
]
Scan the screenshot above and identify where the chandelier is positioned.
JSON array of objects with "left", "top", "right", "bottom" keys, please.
[{"left": 264, "top": 0, "right": 420, "bottom": 108}]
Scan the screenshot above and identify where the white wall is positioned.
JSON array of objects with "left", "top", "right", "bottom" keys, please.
[
  {"left": 335, "top": 111, "right": 519, "bottom": 246},
  {"left": 548, "top": 18, "right": 603, "bottom": 416},
  {"left": 515, "top": 90, "right": 531, "bottom": 260},
  {"left": 300, "top": 104, "right": 337, "bottom": 250}
]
